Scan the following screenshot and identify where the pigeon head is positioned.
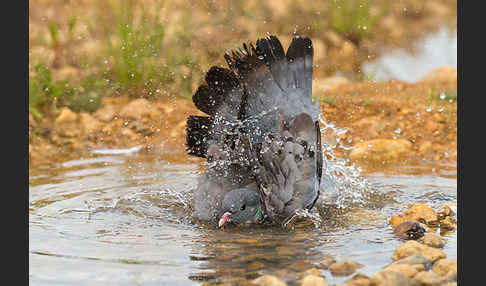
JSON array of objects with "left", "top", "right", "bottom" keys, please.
[{"left": 218, "top": 188, "right": 263, "bottom": 227}]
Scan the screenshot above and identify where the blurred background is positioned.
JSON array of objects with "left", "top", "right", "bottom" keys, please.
[{"left": 29, "top": 0, "right": 457, "bottom": 117}]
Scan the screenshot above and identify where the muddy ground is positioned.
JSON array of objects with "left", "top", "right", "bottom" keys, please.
[
  {"left": 29, "top": 65, "right": 457, "bottom": 174},
  {"left": 28, "top": 0, "right": 458, "bottom": 172}
]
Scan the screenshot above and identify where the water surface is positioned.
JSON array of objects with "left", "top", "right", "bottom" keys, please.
[{"left": 29, "top": 149, "right": 457, "bottom": 286}]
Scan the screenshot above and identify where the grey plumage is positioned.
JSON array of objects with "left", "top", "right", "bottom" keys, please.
[{"left": 187, "top": 35, "right": 322, "bottom": 226}]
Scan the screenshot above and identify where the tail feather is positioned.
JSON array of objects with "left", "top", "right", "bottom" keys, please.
[{"left": 286, "top": 37, "right": 313, "bottom": 101}]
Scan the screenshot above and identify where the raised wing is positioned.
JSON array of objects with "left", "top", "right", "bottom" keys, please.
[{"left": 186, "top": 35, "right": 322, "bottom": 224}]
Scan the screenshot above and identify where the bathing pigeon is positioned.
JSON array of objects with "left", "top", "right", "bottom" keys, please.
[{"left": 186, "top": 35, "right": 322, "bottom": 227}]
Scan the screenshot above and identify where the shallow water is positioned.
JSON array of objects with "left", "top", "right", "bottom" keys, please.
[
  {"left": 29, "top": 148, "right": 457, "bottom": 286},
  {"left": 362, "top": 26, "right": 457, "bottom": 82}
]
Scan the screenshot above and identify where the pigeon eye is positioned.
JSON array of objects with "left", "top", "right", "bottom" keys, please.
[{"left": 240, "top": 204, "right": 246, "bottom": 211}]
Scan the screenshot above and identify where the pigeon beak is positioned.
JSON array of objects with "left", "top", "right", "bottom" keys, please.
[{"left": 218, "top": 212, "right": 232, "bottom": 228}]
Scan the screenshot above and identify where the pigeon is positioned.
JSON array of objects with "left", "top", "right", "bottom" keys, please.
[{"left": 186, "top": 35, "right": 323, "bottom": 227}]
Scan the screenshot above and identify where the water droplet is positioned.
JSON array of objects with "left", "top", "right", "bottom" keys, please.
[
  {"left": 425, "top": 107, "right": 432, "bottom": 112},
  {"left": 439, "top": 92, "right": 446, "bottom": 100},
  {"left": 394, "top": 128, "right": 402, "bottom": 134}
]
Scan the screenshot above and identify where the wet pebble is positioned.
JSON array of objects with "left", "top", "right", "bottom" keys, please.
[
  {"left": 329, "top": 260, "right": 363, "bottom": 277},
  {"left": 252, "top": 275, "right": 287, "bottom": 286},
  {"left": 382, "top": 263, "right": 424, "bottom": 279},
  {"left": 437, "top": 203, "right": 456, "bottom": 220},
  {"left": 392, "top": 255, "right": 431, "bottom": 270},
  {"left": 422, "top": 233, "right": 447, "bottom": 248},
  {"left": 390, "top": 204, "right": 439, "bottom": 228},
  {"left": 439, "top": 216, "right": 456, "bottom": 231},
  {"left": 302, "top": 268, "right": 322, "bottom": 277},
  {"left": 432, "top": 258, "right": 457, "bottom": 281},
  {"left": 370, "top": 269, "right": 416, "bottom": 286},
  {"left": 412, "top": 270, "right": 446, "bottom": 285},
  {"left": 300, "top": 275, "right": 329, "bottom": 286},
  {"left": 392, "top": 241, "right": 446, "bottom": 263},
  {"left": 393, "top": 221, "right": 426, "bottom": 240},
  {"left": 339, "top": 273, "right": 372, "bottom": 286}
]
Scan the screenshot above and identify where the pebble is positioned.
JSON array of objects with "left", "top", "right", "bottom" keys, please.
[
  {"left": 439, "top": 216, "right": 457, "bottom": 231},
  {"left": 437, "top": 203, "right": 456, "bottom": 220},
  {"left": 412, "top": 271, "right": 446, "bottom": 285},
  {"left": 252, "top": 275, "right": 287, "bottom": 286},
  {"left": 392, "top": 241, "right": 446, "bottom": 263},
  {"left": 422, "top": 233, "right": 447, "bottom": 248},
  {"left": 300, "top": 275, "right": 329, "bottom": 286},
  {"left": 432, "top": 258, "right": 457, "bottom": 281},
  {"left": 382, "top": 263, "right": 423, "bottom": 279},
  {"left": 343, "top": 273, "right": 372, "bottom": 286},
  {"left": 392, "top": 255, "right": 431, "bottom": 269},
  {"left": 390, "top": 204, "right": 439, "bottom": 228},
  {"left": 54, "top": 108, "right": 80, "bottom": 138},
  {"left": 393, "top": 221, "right": 425, "bottom": 240},
  {"left": 329, "top": 261, "right": 363, "bottom": 276},
  {"left": 119, "top": 98, "right": 156, "bottom": 121},
  {"left": 370, "top": 269, "right": 416, "bottom": 286}
]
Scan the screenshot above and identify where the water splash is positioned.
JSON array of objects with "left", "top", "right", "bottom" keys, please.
[{"left": 317, "top": 114, "right": 375, "bottom": 209}]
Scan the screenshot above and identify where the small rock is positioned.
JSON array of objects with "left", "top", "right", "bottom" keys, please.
[
  {"left": 393, "top": 221, "right": 426, "bottom": 240},
  {"left": 432, "top": 258, "right": 457, "bottom": 281},
  {"left": 252, "top": 275, "right": 287, "bottom": 286},
  {"left": 349, "top": 139, "right": 412, "bottom": 162},
  {"left": 329, "top": 261, "right": 363, "bottom": 277},
  {"left": 94, "top": 103, "right": 118, "bottom": 122},
  {"left": 437, "top": 202, "right": 456, "bottom": 220},
  {"left": 390, "top": 204, "right": 439, "bottom": 228},
  {"left": 119, "top": 98, "right": 155, "bottom": 121},
  {"left": 121, "top": 127, "right": 140, "bottom": 141},
  {"left": 412, "top": 271, "right": 446, "bottom": 285},
  {"left": 54, "top": 108, "right": 79, "bottom": 138},
  {"left": 340, "top": 41, "right": 357, "bottom": 57},
  {"left": 393, "top": 255, "right": 431, "bottom": 270},
  {"left": 370, "top": 269, "right": 416, "bottom": 286},
  {"left": 300, "top": 275, "right": 329, "bottom": 286},
  {"left": 344, "top": 274, "right": 371, "bottom": 286},
  {"left": 392, "top": 241, "right": 446, "bottom": 263},
  {"left": 55, "top": 108, "right": 77, "bottom": 124},
  {"left": 79, "top": 112, "right": 103, "bottom": 135},
  {"left": 302, "top": 268, "right": 322, "bottom": 277},
  {"left": 383, "top": 263, "right": 424, "bottom": 279},
  {"left": 420, "top": 66, "right": 457, "bottom": 83},
  {"left": 439, "top": 216, "right": 457, "bottom": 231},
  {"left": 422, "top": 233, "right": 447, "bottom": 248}
]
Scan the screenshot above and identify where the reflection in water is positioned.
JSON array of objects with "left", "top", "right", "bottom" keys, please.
[{"left": 29, "top": 151, "right": 456, "bottom": 285}]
